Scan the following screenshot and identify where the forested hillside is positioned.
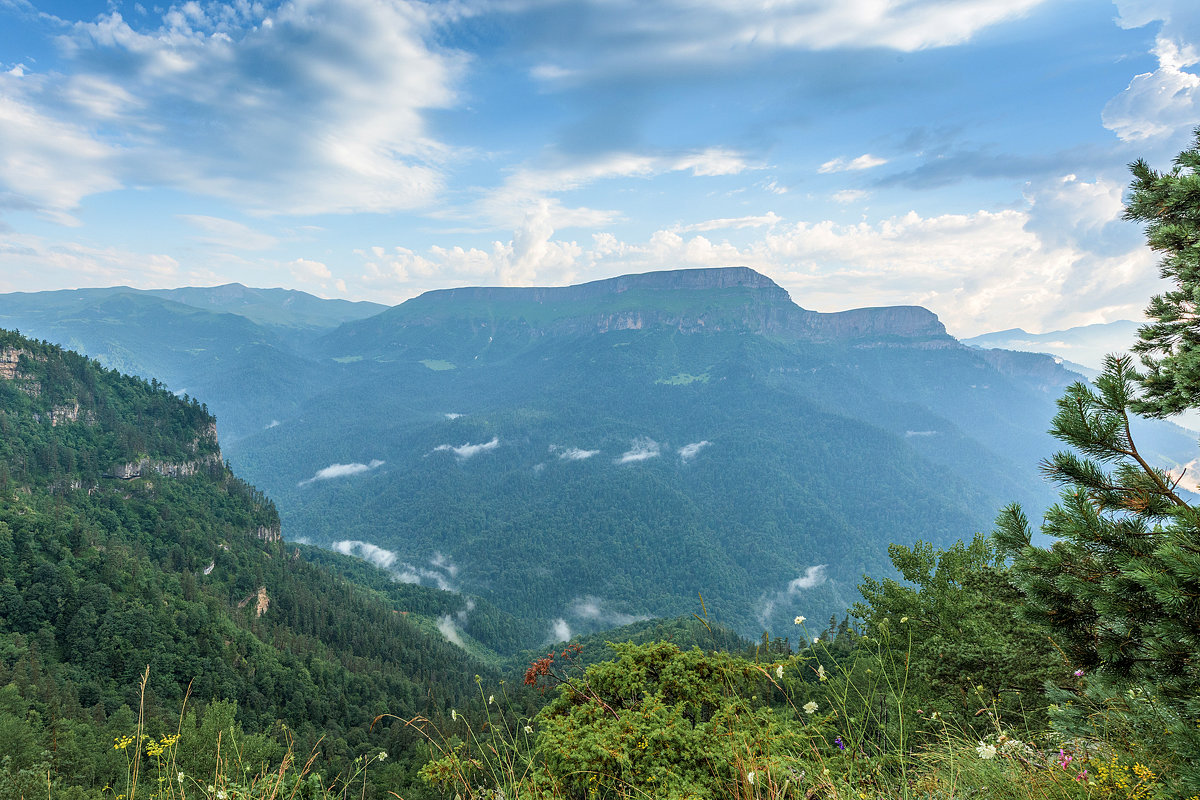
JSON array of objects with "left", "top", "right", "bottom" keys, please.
[{"left": 0, "top": 329, "right": 519, "bottom": 798}]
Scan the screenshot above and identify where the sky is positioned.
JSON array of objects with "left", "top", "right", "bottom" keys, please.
[{"left": 0, "top": 0, "right": 1198, "bottom": 337}]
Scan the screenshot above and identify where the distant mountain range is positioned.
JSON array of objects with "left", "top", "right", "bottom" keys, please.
[
  {"left": 961, "top": 320, "right": 1142, "bottom": 376},
  {"left": 3, "top": 269, "right": 1195, "bottom": 646}
]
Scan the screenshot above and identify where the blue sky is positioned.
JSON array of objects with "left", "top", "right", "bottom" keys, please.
[{"left": 0, "top": 0, "right": 1197, "bottom": 336}]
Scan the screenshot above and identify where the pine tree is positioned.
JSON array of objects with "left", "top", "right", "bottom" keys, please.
[
  {"left": 1127, "top": 127, "right": 1200, "bottom": 417},
  {"left": 994, "top": 136, "right": 1200, "bottom": 791}
]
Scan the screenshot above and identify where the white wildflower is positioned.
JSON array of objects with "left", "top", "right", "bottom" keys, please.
[
  {"left": 747, "top": 771, "right": 756, "bottom": 785},
  {"left": 900, "top": 616, "right": 909, "bottom": 623},
  {"left": 217, "top": 791, "right": 227, "bottom": 800},
  {"left": 775, "top": 664, "right": 784, "bottom": 679},
  {"left": 975, "top": 742, "right": 997, "bottom": 760},
  {"left": 377, "top": 750, "right": 388, "bottom": 762},
  {"left": 451, "top": 709, "right": 457, "bottom": 721},
  {"left": 794, "top": 616, "right": 805, "bottom": 625},
  {"left": 817, "top": 664, "right": 827, "bottom": 681},
  {"left": 177, "top": 772, "right": 184, "bottom": 784},
  {"left": 803, "top": 701, "right": 818, "bottom": 715},
  {"left": 524, "top": 725, "right": 533, "bottom": 734},
  {"left": 489, "top": 695, "right": 495, "bottom": 705}
]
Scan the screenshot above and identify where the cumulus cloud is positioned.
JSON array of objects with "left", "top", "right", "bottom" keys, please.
[
  {"left": 332, "top": 539, "right": 398, "bottom": 569},
  {"left": 818, "top": 154, "right": 888, "bottom": 174},
  {"left": 1104, "top": 2, "right": 1200, "bottom": 142},
  {"left": 0, "top": 233, "right": 183, "bottom": 293},
  {"left": 298, "top": 459, "right": 384, "bottom": 486},
  {"left": 289, "top": 258, "right": 332, "bottom": 283},
  {"left": 678, "top": 441, "right": 711, "bottom": 462},
  {"left": 615, "top": 437, "right": 661, "bottom": 464},
  {"left": 431, "top": 437, "right": 500, "bottom": 459},
  {"left": 788, "top": 565, "right": 828, "bottom": 592},
  {"left": 551, "top": 445, "right": 600, "bottom": 461}
]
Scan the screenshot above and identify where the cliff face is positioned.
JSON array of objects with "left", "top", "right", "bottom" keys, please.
[{"left": 373, "top": 267, "right": 952, "bottom": 346}]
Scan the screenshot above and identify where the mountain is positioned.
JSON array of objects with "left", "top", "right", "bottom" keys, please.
[
  {"left": 961, "top": 320, "right": 1142, "bottom": 374},
  {"left": 0, "top": 327, "right": 515, "bottom": 796},
  {"left": 226, "top": 268, "right": 1101, "bottom": 643},
  {"left": 7, "top": 268, "right": 1196, "bottom": 649}
]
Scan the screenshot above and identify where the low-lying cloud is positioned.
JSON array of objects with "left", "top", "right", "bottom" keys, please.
[
  {"left": 444, "top": 412, "right": 463, "bottom": 420},
  {"left": 332, "top": 540, "right": 458, "bottom": 591},
  {"left": 552, "top": 444, "right": 600, "bottom": 461},
  {"left": 551, "top": 618, "right": 572, "bottom": 642},
  {"left": 615, "top": 437, "right": 660, "bottom": 464},
  {"left": 788, "top": 565, "right": 828, "bottom": 592},
  {"left": 298, "top": 459, "right": 384, "bottom": 486},
  {"left": 569, "top": 596, "right": 649, "bottom": 627},
  {"left": 432, "top": 437, "right": 500, "bottom": 459},
  {"left": 904, "top": 430, "right": 937, "bottom": 437},
  {"left": 437, "top": 616, "right": 465, "bottom": 646},
  {"left": 332, "top": 539, "right": 398, "bottom": 569},
  {"left": 678, "top": 440, "right": 711, "bottom": 462}
]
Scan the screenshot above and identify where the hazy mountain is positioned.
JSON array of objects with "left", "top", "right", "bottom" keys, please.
[{"left": 961, "top": 320, "right": 1141, "bottom": 373}]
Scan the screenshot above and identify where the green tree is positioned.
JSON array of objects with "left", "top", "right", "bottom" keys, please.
[
  {"left": 1127, "top": 128, "right": 1200, "bottom": 416},
  {"left": 993, "top": 133, "right": 1200, "bottom": 791}
]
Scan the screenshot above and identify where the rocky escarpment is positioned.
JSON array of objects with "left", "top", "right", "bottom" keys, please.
[
  {"left": 349, "top": 267, "right": 954, "bottom": 348},
  {"left": 103, "top": 452, "right": 224, "bottom": 480}
]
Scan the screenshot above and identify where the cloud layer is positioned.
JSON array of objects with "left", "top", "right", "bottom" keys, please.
[{"left": 298, "top": 459, "right": 384, "bottom": 486}]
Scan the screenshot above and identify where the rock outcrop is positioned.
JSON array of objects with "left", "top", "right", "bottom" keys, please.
[{"left": 103, "top": 452, "right": 224, "bottom": 480}]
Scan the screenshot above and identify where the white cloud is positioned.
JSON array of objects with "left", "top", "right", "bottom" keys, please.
[
  {"left": 818, "top": 154, "right": 888, "bottom": 174},
  {"left": 10, "top": 0, "right": 462, "bottom": 216},
  {"left": 289, "top": 258, "right": 333, "bottom": 283},
  {"left": 178, "top": 215, "right": 279, "bottom": 250},
  {"left": 832, "top": 189, "right": 871, "bottom": 204},
  {"left": 432, "top": 436, "right": 500, "bottom": 459},
  {"left": 569, "top": 596, "right": 649, "bottom": 626},
  {"left": 298, "top": 458, "right": 385, "bottom": 486},
  {"left": 553, "top": 445, "right": 600, "bottom": 461},
  {"left": 0, "top": 233, "right": 182, "bottom": 292},
  {"left": 678, "top": 440, "right": 711, "bottom": 462},
  {"left": 615, "top": 437, "right": 661, "bottom": 464},
  {"left": 437, "top": 615, "right": 465, "bottom": 646},
  {"left": 444, "top": 412, "right": 464, "bottom": 419},
  {"left": 265, "top": 419, "right": 280, "bottom": 429},
  {"left": 332, "top": 539, "right": 398, "bottom": 569},
  {"left": 679, "top": 213, "right": 781, "bottom": 233},
  {"left": 787, "top": 565, "right": 828, "bottom": 592},
  {"left": 551, "top": 618, "right": 572, "bottom": 642},
  {"left": 1104, "top": 2, "right": 1200, "bottom": 142}
]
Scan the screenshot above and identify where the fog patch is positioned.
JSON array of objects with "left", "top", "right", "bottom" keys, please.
[
  {"left": 615, "top": 437, "right": 660, "bottom": 464},
  {"left": 445, "top": 412, "right": 463, "bottom": 420},
  {"left": 333, "top": 540, "right": 457, "bottom": 591},
  {"left": 265, "top": 419, "right": 280, "bottom": 429},
  {"left": 431, "top": 551, "right": 460, "bottom": 578},
  {"left": 437, "top": 616, "right": 465, "bottom": 647},
  {"left": 678, "top": 440, "right": 711, "bottom": 462},
  {"left": 431, "top": 437, "right": 500, "bottom": 459},
  {"left": 551, "top": 444, "right": 600, "bottom": 461},
  {"left": 570, "top": 596, "right": 649, "bottom": 627},
  {"left": 332, "top": 539, "right": 397, "bottom": 569},
  {"left": 904, "top": 430, "right": 937, "bottom": 437},
  {"left": 298, "top": 459, "right": 384, "bottom": 486},
  {"left": 788, "top": 565, "right": 828, "bottom": 592},
  {"left": 550, "top": 618, "right": 572, "bottom": 642}
]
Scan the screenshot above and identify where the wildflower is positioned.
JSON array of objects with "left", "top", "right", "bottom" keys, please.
[
  {"left": 900, "top": 616, "right": 908, "bottom": 623},
  {"left": 377, "top": 750, "right": 388, "bottom": 762},
  {"left": 177, "top": 773, "right": 184, "bottom": 784},
  {"left": 813, "top": 636, "right": 819, "bottom": 643},
  {"left": 835, "top": 736, "right": 845, "bottom": 751},
  {"left": 1057, "top": 749, "right": 1073, "bottom": 769},
  {"left": 488, "top": 695, "right": 495, "bottom": 705},
  {"left": 524, "top": 725, "right": 533, "bottom": 734},
  {"left": 803, "top": 701, "right": 819, "bottom": 715},
  {"left": 975, "top": 742, "right": 997, "bottom": 760},
  {"left": 747, "top": 771, "right": 756, "bottom": 785},
  {"left": 775, "top": 665, "right": 784, "bottom": 679},
  {"left": 451, "top": 709, "right": 458, "bottom": 721},
  {"left": 1073, "top": 669, "right": 1084, "bottom": 677},
  {"left": 794, "top": 616, "right": 805, "bottom": 625},
  {"left": 817, "top": 664, "right": 827, "bottom": 681},
  {"left": 217, "top": 790, "right": 227, "bottom": 800},
  {"left": 1075, "top": 769, "right": 1088, "bottom": 782}
]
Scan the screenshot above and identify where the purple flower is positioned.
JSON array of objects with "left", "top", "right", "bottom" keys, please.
[
  {"left": 835, "top": 737, "right": 845, "bottom": 751},
  {"left": 1073, "top": 669, "right": 1084, "bottom": 677}
]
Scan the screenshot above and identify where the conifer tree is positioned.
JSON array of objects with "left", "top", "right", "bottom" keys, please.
[{"left": 994, "top": 134, "right": 1200, "bottom": 790}]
